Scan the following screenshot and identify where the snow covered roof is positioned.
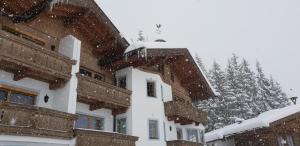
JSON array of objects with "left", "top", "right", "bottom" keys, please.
[
  {"left": 125, "top": 41, "right": 188, "bottom": 53},
  {"left": 206, "top": 105, "right": 300, "bottom": 142},
  {"left": 124, "top": 41, "right": 218, "bottom": 97}
]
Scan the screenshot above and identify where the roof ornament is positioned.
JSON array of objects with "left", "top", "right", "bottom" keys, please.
[
  {"left": 155, "top": 24, "right": 166, "bottom": 42},
  {"left": 289, "top": 89, "right": 298, "bottom": 105}
]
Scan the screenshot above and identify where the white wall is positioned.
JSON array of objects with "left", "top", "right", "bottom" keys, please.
[
  {"left": 76, "top": 102, "right": 114, "bottom": 132},
  {"left": 0, "top": 70, "right": 55, "bottom": 109},
  {"left": 53, "top": 35, "right": 81, "bottom": 114},
  {"left": 0, "top": 135, "right": 75, "bottom": 146},
  {"left": 116, "top": 67, "right": 205, "bottom": 146}
]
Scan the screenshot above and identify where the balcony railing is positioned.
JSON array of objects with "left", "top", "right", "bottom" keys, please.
[
  {"left": 0, "top": 30, "right": 74, "bottom": 89},
  {"left": 0, "top": 103, "right": 77, "bottom": 139},
  {"left": 172, "top": 88, "right": 192, "bottom": 103},
  {"left": 167, "top": 140, "right": 203, "bottom": 146},
  {"left": 75, "top": 129, "right": 138, "bottom": 146},
  {"left": 77, "top": 74, "right": 131, "bottom": 112},
  {"left": 164, "top": 100, "right": 207, "bottom": 125}
]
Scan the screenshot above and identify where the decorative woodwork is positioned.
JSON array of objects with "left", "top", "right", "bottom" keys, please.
[
  {"left": 0, "top": 103, "right": 77, "bottom": 139},
  {"left": 0, "top": 29, "right": 74, "bottom": 89},
  {"left": 75, "top": 129, "right": 138, "bottom": 146},
  {"left": 164, "top": 100, "right": 207, "bottom": 125},
  {"left": 77, "top": 74, "right": 131, "bottom": 114},
  {"left": 106, "top": 47, "right": 215, "bottom": 101},
  {"left": 49, "top": 0, "right": 128, "bottom": 60},
  {"left": 173, "top": 88, "right": 192, "bottom": 103},
  {"left": 167, "top": 140, "right": 203, "bottom": 146}
]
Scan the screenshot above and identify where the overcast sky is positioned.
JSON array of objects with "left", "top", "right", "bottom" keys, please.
[{"left": 97, "top": 0, "right": 300, "bottom": 98}]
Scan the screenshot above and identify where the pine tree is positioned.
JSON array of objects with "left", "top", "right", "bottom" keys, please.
[
  {"left": 195, "top": 54, "right": 208, "bottom": 76},
  {"left": 197, "top": 56, "right": 290, "bottom": 132}
]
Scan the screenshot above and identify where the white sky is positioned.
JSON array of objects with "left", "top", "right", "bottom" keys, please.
[{"left": 97, "top": 0, "right": 300, "bottom": 98}]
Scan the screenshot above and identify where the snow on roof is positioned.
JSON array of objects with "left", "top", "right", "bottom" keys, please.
[
  {"left": 206, "top": 105, "right": 300, "bottom": 142},
  {"left": 125, "top": 41, "right": 187, "bottom": 53}
]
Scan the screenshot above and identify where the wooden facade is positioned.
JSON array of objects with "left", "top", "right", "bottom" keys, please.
[
  {"left": 75, "top": 129, "right": 138, "bottom": 146},
  {"left": 167, "top": 140, "right": 203, "bottom": 146},
  {"left": 231, "top": 112, "right": 300, "bottom": 146},
  {"left": 0, "top": 103, "right": 77, "bottom": 139}
]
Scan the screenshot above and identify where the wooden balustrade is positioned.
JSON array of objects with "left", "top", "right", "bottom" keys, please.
[
  {"left": 0, "top": 30, "right": 74, "bottom": 89},
  {"left": 164, "top": 100, "right": 207, "bottom": 125},
  {"left": 167, "top": 140, "right": 203, "bottom": 146},
  {"left": 75, "top": 129, "right": 138, "bottom": 146},
  {"left": 77, "top": 74, "right": 131, "bottom": 113},
  {"left": 172, "top": 88, "right": 192, "bottom": 103},
  {"left": 0, "top": 103, "right": 77, "bottom": 139}
]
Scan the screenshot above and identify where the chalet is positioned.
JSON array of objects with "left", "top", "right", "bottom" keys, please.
[
  {"left": 0, "top": 0, "right": 215, "bottom": 146},
  {"left": 206, "top": 105, "right": 300, "bottom": 146}
]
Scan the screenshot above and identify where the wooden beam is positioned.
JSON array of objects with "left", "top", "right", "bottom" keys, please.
[
  {"left": 49, "top": 79, "right": 66, "bottom": 90},
  {"left": 89, "top": 102, "right": 105, "bottom": 111},
  {"left": 13, "top": 68, "right": 27, "bottom": 81}
]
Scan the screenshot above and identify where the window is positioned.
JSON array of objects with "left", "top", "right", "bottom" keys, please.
[
  {"left": 170, "top": 72, "right": 175, "bottom": 82},
  {"left": 147, "top": 81, "right": 156, "bottom": 97},
  {"left": 117, "top": 118, "right": 127, "bottom": 134},
  {"left": 187, "top": 129, "right": 199, "bottom": 143},
  {"left": 75, "top": 114, "right": 104, "bottom": 130},
  {"left": 0, "top": 85, "right": 35, "bottom": 105},
  {"left": 278, "top": 135, "right": 294, "bottom": 146},
  {"left": 118, "top": 77, "right": 127, "bottom": 89},
  {"left": 0, "top": 89, "right": 8, "bottom": 102},
  {"left": 94, "top": 73, "right": 104, "bottom": 81},
  {"left": 199, "top": 130, "right": 205, "bottom": 143},
  {"left": 79, "top": 68, "right": 92, "bottom": 77},
  {"left": 149, "top": 120, "right": 159, "bottom": 139},
  {"left": 176, "top": 128, "right": 183, "bottom": 140}
]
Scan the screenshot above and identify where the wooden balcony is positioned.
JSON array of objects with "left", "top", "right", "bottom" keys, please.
[
  {"left": 0, "top": 103, "right": 77, "bottom": 139},
  {"left": 0, "top": 30, "right": 74, "bottom": 89},
  {"left": 77, "top": 74, "right": 132, "bottom": 114},
  {"left": 167, "top": 140, "right": 203, "bottom": 146},
  {"left": 164, "top": 101, "right": 207, "bottom": 125},
  {"left": 75, "top": 129, "right": 138, "bottom": 146},
  {"left": 173, "top": 88, "right": 192, "bottom": 103}
]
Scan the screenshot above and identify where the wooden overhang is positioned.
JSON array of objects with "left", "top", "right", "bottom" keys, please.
[
  {"left": 48, "top": 0, "right": 129, "bottom": 61},
  {"left": 270, "top": 111, "right": 300, "bottom": 134},
  {"left": 1, "top": 0, "right": 129, "bottom": 62},
  {"left": 102, "top": 47, "right": 215, "bottom": 101}
]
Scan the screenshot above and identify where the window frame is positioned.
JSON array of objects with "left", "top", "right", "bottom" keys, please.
[
  {"left": 186, "top": 128, "right": 200, "bottom": 143},
  {"left": 116, "top": 117, "right": 127, "bottom": 134},
  {"left": 117, "top": 76, "right": 127, "bottom": 89},
  {"left": 75, "top": 113, "right": 105, "bottom": 131},
  {"left": 176, "top": 128, "right": 183, "bottom": 140},
  {"left": 0, "top": 84, "right": 36, "bottom": 105},
  {"left": 148, "top": 119, "right": 160, "bottom": 140},
  {"left": 146, "top": 80, "right": 156, "bottom": 98}
]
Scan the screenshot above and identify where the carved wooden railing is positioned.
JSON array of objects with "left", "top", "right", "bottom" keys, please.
[
  {"left": 172, "top": 88, "right": 192, "bottom": 103},
  {"left": 77, "top": 74, "right": 132, "bottom": 110},
  {"left": 0, "top": 103, "right": 77, "bottom": 139},
  {"left": 167, "top": 140, "right": 203, "bottom": 146},
  {"left": 75, "top": 129, "right": 138, "bottom": 146},
  {"left": 0, "top": 30, "right": 74, "bottom": 89},
  {"left": 164, "top": 100, "right": 207, "bottom": 125}
]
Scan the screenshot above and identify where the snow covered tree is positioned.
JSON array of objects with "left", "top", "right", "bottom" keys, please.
[
  {"left": 195, "top": 54, "right": 208, "bottom": 75},
  {"left": 197, "top": 56, "right": 290, "bottom": 132}
]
